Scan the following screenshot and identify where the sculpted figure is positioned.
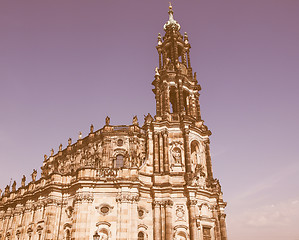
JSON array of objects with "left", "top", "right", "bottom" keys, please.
[
  {"left": 123, "top": 152, "right": 130, "bottom": 168},
  {"left": 105, "top": 116, "right": 110, "bottom": 125},
  {"left": 51, "top": 148, "right": 54, "bottom": 156},
  {"left": 132, "top": 115, "right": 138, "bottom": 126},
  {"left": 59, "top": 144, "right": 62, "bottom": 151},
  {"left": 0, "top": 188, "right": 2, "bottom": 197},
  {"left": 5, "top": 185, "right": 9, "bottom": 195},
  {"left": 68, "top": 138, "right": 72, "bottom": 146},
  {"left": 21, "top": 175, "right": 26, "bottom": 187},
  {"left": 172, "top": 148, "right": 182, "bottom": 164},
  {"left": 90, "top": 124, "right": 94, "bottom": 133},
  {"left": 31, "top": 169, "right": 37, "bottom": 182},
  {"left": 164, "top": 57, "right": 170, "bottom": 68},
  {"left": 155, "top": 67, "right": 160, "bottom": 76},
  {"left": 144, "top": 113, "right": 153, "bottom": 124},
  {"left": 12, "top": 181, "right": 16, "bottom": 192}
]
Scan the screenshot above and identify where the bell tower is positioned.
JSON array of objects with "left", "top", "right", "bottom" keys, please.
[
  {"left": 146, "top": 4, "right": 228, "bottom": 240},
  {"left": 153, "top": 4, "right": 202, "bottom": 122}
]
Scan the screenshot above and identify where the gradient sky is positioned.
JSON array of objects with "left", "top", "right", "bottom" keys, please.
[{"left": 1, "top": 1, "right": 299, "bottom": 239}]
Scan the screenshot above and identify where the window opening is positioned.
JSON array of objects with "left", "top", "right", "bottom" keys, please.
[
  {"left": 138, "top": 231, "right": 145, "bottom": 240},
  {"left": 114, "top": 154, "right": 124, "bottom": 168},
  {"left": 169, "top": 87, "right": 178, "bottom": 113}
]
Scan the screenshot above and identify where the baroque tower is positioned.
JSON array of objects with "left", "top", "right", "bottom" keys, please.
[
  {"left": 148, "top": 4, "right": 228, "bottom": 239},
  {"left": 0, "top": 4, "right": 227, "bottom": 240}
]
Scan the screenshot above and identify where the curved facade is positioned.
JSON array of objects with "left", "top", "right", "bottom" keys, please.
[{"left": 0, "top": 5, "right": 227, "bottom": 240}]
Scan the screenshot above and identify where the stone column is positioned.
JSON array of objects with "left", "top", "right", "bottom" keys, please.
[
  {"left": 219, "top": 213, "right": 227, "bottom": 240},
  {"left": 159, "top": 133, "right": 164, "bottom": 173},
  {"left": 44, "top": 199, "right": 58, "bottom": 240},
  {"left": 212, "top": 208, "right": 221, "bottom": 240},
  {"left": 165, "top": 200, "right": 173, "bottom": 240},
  {"left": 18, "top": 208, "right": 25, "bottom": 239},
  {"left": 3, "top": 211, "right": 10, "bottom": 238},
  {"left": 175, "top": 88, "right": 179, "bottom": 114},
  {"left": 164, "top": 83, "right": 170, "bottom": 114},
  {"left": 153, "top": 201, "right": 162, "bottom": 240},
  {"left": 117, "top": 193, "right": 139, "bottom": 240},
  {"left": 0, "top": 210, "right": 4, "bottom": 235},
  {"left": 159, "top": 52, "right": 162, "bottom": 69},
  {"left": 183, "top": 127, "right": 192, "bottom": 174},
  {"left": 147, "top": 130, "right": 154, "bottom": 169},
  {"left": 185, "top": 96, "right": 190, "bottom": 116},
  {"left": 161, "top": 203, "right": 165, "bottom": 240},
  {"left": 153, "top": 133, "right": 160, "bottom": 173},
  {"left": 162, "top": 131, "right": 169, "bottom": 173},
  {"left": 73, "top": 192, "right": 93, "bottom": 240},
  {"left": 182, "top": 49, "right": 187, "bottom": 66},
  {"left": 187, "top": 49, "right": 191, "bottom": 68},
  {"left": 155, "top": 89, "right": 161, "bottom": 117},
  {"left": 204, "top": 140, "right": 213, "bottom": 179},
  {"left": 130, "top": 196, "right": 139, "bottom": 240},
  {"left": 194, "top": 92, "right": 201, "bottom": 120},
  {"left": 178, "top": 79, "right": 185, "bottom": 114},
  {"left": 188, "top": 199, "right": 198, "bottom": 240}
]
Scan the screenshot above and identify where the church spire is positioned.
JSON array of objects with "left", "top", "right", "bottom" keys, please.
[
  {"left": 163, "top": 2, "right": 181, "bottom": 31},
  {"left": 153, "top": 4, "right": 202, "bottom": 123}
]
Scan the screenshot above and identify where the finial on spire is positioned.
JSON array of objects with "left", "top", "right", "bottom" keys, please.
[
  {"left": 164, "top": 3, "right": 180, "bottom": 31},
  {"left": 157, "top": 33, "right": 162, "bottom": 45}
]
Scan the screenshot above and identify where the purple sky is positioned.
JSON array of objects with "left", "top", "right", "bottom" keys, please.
[{"left": 1, "top": 1, "right": 299, "bottom": 239}]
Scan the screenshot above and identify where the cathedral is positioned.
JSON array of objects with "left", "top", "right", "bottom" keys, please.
[{"left": 0, "top": 5, "right": 227, "bottom": 240}]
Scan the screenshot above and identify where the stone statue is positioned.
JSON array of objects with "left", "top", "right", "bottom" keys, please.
[
  {"left": 79, "top": 132, "right": 82, "bottom": 139},
  {"left": 51, "top": 148, "right": 54, "bottom": 156},
  {"left": 12, "top": 181, "right": 16, "bottom": 192},
  {"left": 155, "top": 67, "right": 160, "bottom": 76},
  {"left": 44, "top": 154, "right": 47, "bottom": 161},
  {"left": 68, "top": 138, "right": 72, "bottom": 146},
  {"left": 59, "top": 144, "right": 62, "bottom": 151},
  {"left": 132, "top": 115, "right": 138, "bottom": 126},
  {"left": 195, "top": 164, "right": 205, "bottom": 177},
  {"left": 144, "top": 113, "right": 153, "bottom": 124},
  {"left": 172, "top": 148, "right": 182, "bottom": 164},
  {"left": 21, "top": 175, "right": 26, "bottom": 187},
  {"left": 0, "top": 188, "right": 2, "bottom": 197},
  {"left": 31, "top": 169, "right": 37, "bottom": 182},
  {"left": 5, "top": 185, "right": 9, "bottom": 195},
  {"left": 90, "top": 124, "right": 94, "bottom": 133},
  {"left": 123, "top": 152, "right": 130, "bottom": 168},
  {"left": 164, "top": 57, "right": 170, "bottom": 68},
  {"left": 105, "top": 116, "right": 110, "bottom": 126}
]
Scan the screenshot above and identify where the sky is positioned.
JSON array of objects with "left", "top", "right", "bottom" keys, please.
[{"left": 0, "top": 0, "right": 299, "bottom": 239}]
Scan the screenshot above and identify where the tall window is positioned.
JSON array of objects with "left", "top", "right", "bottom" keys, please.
[
  {"left": 183, "top": 90, "right": 189, "bottom": 112},
  {"left": 203, "top": 227, "right": 211, "bottom": 240},
  {"left": 169, "top": 87, "right": 178, "bottom": 113},
  {"left": 114, "top": 154, "right": 124, "bottom": 168},
  {"left": 66, "top": 229, "right": 71, "bottom": 240},
  {"left": 138, "top": 231, "right": 145, "bottom": 240}
]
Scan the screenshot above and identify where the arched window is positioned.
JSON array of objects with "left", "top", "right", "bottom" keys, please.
[
  {"left": 175, "top": 231, "right": 187, "bottom": 240},
  {"left": 114, "top": 154, "right": 124, "bottom": 168},
  {"left": 138, "top": 231, "right": 145, "bottom": 240},
  {"left": 183, "top": 90, "right": 189, "bottom": 113},
  {"left": 169, "top": 86, "right": 178, "bottom": 113},
  {"left": 65, "top": 229, "right": 71, "bottom": 240},
  {"left": 98, "top": 228, "right": 109, "bottom": 240}
]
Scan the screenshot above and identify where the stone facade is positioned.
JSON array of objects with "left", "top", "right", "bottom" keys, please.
[{"left": 0, "top": 5, "right": 227, "bottom": 240}]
